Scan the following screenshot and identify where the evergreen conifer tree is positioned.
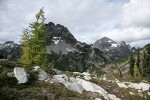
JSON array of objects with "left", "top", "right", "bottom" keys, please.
[
  {"left": 134, "top": 62, "right": 139, "bottom": 77},
  {"left": 142, "top": 44, "right": 150, "bottom": 76},
  {"left": 129, "top": 52, "right": 134, "bottom": 77},
  {"left": 136, "top": 48, "right": 142, "bottom": 77}
]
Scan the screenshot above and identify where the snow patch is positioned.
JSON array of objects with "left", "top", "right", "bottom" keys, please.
[
  {"left": 53, "top": 40, "right": 59, "bottom": 44},
  {"left": 66, "top": 48, "right": 72, "bottom": 52},
  {"left": 53, "top": 37, "right": 61, "bottom": 39},
  {"left": 52, "top": 37, "right": 61, "bottom": 44},
  {"left": 108, "top": 40, "right": 113, "bottom": 43},
  {"left": 111, "top": 43, "right": 118, "bottom": 47}
]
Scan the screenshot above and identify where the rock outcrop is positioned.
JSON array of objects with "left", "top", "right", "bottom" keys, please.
[
  {"left": 53, "top": 74, "right": 69, "bottom": 83},
  {"left": 38, "top": 70, "right": 51, "bottom": 81},
  {"left": 14, "top": 67, "right": 28, "bottom": 83},
  {"left": 52, "top": 69, "right": 62, "bottom": 75},
  {"left": 52, "top": 74, "right": 120, "bottom": 99}
]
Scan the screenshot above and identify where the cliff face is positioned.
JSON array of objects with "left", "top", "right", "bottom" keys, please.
[{"left": 45, "top": 22, "right": 77, "bottom": 45}]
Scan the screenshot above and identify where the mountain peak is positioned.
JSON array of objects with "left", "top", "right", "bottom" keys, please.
[
  {"left": 93, "top": 37, "right": 131, "bottom": 59},
  {"left": 97, "top": 37, "right": 116, "bottom": 43},
  {"left": 46, "top": 22, "right": 77, "bottom": 45},
  {"left": 4, "top": 41, "right": 15, "bottom": 44},
  {"left": 101, "top": 37, "right": 111, "bottom": 40},
  {"left": 47, "top": 22, "right": 55, "bottom": 27},
  {"left": 119, "top": 41, "right": 126, "bottom": 46},
  {"left": 93, "top": 37, "right": 116, "bottom": 49}
]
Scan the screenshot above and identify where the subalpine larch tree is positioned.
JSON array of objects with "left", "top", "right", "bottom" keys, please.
[
  {"left": 20, "top": 8, "right": 49, "bottom": 69},
  {"left": 30, "top": 8, "right": 47, "bottom": 66},
  {"left": 129, "top": 52, "right": 134, "bottom": 77},
  {"left": 19, "top": 29, "right": 32, "bottom": 65}
]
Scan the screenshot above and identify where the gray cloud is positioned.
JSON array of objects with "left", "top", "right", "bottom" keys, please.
[{"left": 0, "top": 0, "right": 150, "bottom": 47}]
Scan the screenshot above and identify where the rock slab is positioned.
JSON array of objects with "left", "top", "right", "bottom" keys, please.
[
  {"left": 14, "top": 67, "right": 28, "bottom": 83},
  {"left": 38, "top": 70, "right": 51, "bottom": 81}
]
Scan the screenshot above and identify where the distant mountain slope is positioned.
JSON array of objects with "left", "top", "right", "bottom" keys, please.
[
  {"left": 0, "top": 41, "right": 20, "bottom": 60},
  {"left": 93, "top": 37, "right": 132, "bottom": 60},
  {"left": 0, "top": 22, "right": 133, "bottom": 72},
  {"left": 103, "top": 44, "right": 150, "bottom": 78},
  {"left": 45, "top": 22, "right": 106, "bottom": 72}
]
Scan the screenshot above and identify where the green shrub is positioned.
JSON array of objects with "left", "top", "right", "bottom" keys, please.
[
  {"left": 0, "top": 69, "right": 17, "bottom": 87},
  {"left": 95, "top": 68, "right": 105, "bottom": 77},
  {"left": 0, "top": 60, "right": 16, "bottom": 69},
  {"left": 0, "top": 87, "right": 18, "bottom": 100}
]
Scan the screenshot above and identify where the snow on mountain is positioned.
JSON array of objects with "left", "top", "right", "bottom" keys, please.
[{"left": 93, "top": 37, "right": 132, "bottom": 59}]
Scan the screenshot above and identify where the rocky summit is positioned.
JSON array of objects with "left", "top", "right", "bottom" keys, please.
[
  {"left": 45, "top": 22, "right": 77, "bottom": 45},
  {"left": 0, "top": 41, "right": 20, "bottom": 60},
  {"left": 94, "top": 37, "right": 131, "bottom": 59}
]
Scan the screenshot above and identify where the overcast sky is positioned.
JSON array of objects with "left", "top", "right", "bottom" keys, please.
[{"left": 0, "top": 0, "right": 150, "bottom": 47}]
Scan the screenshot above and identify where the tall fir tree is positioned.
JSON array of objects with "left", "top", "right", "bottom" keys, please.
[
  {"left": 136, "top": 48, "right": 142, "bottom": 77},
  {"left": 129, "top": 52, "right": 134, "bottom": 77},
  {"left": 142, "top": 44, "right": 150, "bottom": 76},
  {"left": 142, "top": 50, "right": 146, "bottom": 76},
  {"left": 19, "top": 8, "right": 49, "bottom": 69},
  {"left": 134, "top": 62, "right": 139, "bottom": 77}
]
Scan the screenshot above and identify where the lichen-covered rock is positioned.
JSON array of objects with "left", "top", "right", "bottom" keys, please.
[
  {"left": 53, "top": 74, "right": 69, "bottom": 83},
  {"left": 52, "top": 69, "right": 62, "bottom": 75},
  {"left": 38, "top": 70, "right": 51, "bottom": 81},
  {"left": 76, "top": 78, "right": 121, "bottom": 100},
  {"left": 64, "top": 82, "right": 84, "bottom": 94},
  {"left": 83, "top": 72, "right": 91, "bottom": 80},
  {"left": 14, "top": 67, "right": 28, "bottom": 83},
  {"left": 53, "top": 75, "right": 84, "bottom": 93},
  {"left": 139, "top": 82, "right": 150, "bottom": 91}
]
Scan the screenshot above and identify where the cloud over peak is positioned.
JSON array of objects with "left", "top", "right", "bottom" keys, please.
[{"left": 0, "top": 0, "right": 150, "bottom": 47}]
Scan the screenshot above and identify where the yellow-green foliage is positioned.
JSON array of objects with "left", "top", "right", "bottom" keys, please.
[
  {"left": 19, "top": 8, "right": 49, "bottom": 68},
  {"left": 20, "top": 47, "right": 30, "bottom": 65},
  {"left": 19, "top": 30, "right": 31, "bottom": 66}
]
